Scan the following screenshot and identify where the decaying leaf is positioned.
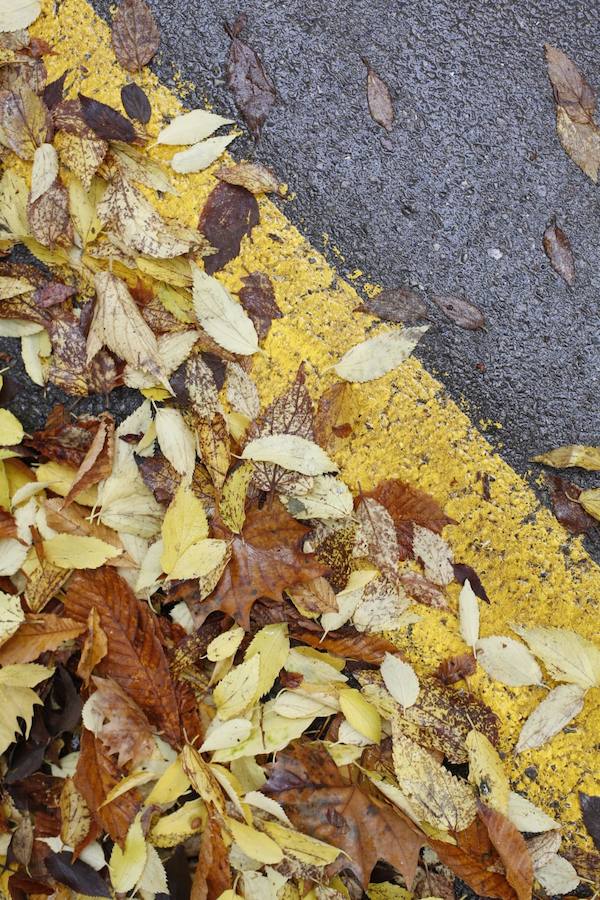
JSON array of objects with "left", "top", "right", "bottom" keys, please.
[
  {"left": 542, "top": 219, "right": 575, "bottom": 285},
  {"left": 478, "top": 803, "right": 533, "bottom": 900},
  {"left": 0, "top": 85, "right": 49, "bottom": 159},
  {"left": 0, "top": 613, "right": 85, "bottom": 664},
  {"left": 515, "top": 683, "right": 586, "bottom": 753},
  {"left": 226, "top": 15, "right": 277, "bottom": 138},
  {"left": 546, "top": 473, "right": 597, "bottom": 534},
  {"left": 534, "top": 443, "right": 600, "bottom": 471},
  {"left": 238, "top": 271, "right": 282, "bottom": 340},
  {"left": 83, "top": 675, "right": 155, "bottom": 768},
  {"left": 430, "top": 293, "right": 486, "bottom": 330},
  {"left": 28, "top": 177, "right": 73, "bottom": 248},
  {"left": 217, "top": 161, "right": 281, "bottom": 194},
  {"left": 111, "top": 0, "right": 160, "bottom": 72},
  {"left": 333, "top": 326, "right": 429, "bottom": 382},
  {"left": 356, "top": 287, "right": 428, "bottom": 324},
  {"left": 579, "top": 792, "right": 600, "bottom": 850},
  {"left": 363, "top": 58, "right": 394, "bottom": 131},
  {"left": 79, "top": 93, "right": 136, "bottom": 143},
  {"left": 199, "top": 181, "right": 260, "bottom": 275},
  {"left": 121, "top": 82, "right": 151, "bottom": 124}
]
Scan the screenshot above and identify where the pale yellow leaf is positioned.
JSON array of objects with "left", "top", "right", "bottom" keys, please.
[
  {"left": 145, "top": 756, "right": 190, "bottom": 807},
  {"left": 516, "top": 683, "right": 586, "bottom": 753},
  {"left": 30, "top": 143, "right": 59, "bottom": 204},
  {"left": 333, "top": 326, "right": 429, "bottom": 382},
  {"left": 101, "top": 770, "right": 156, "bottom": 807},
  {"left": 36, "top": 461, "right": 97, "bottom": 507},
  {"left": 245, "top": 623, "right": 289, "bottom": 698},
  {"left": 60, "top": 777, "right": 91, "bottom": 847},
  {"left": 0, "top": 0, "right": 41, "bottom": 31},
  {"left": 181, "top": 744, "right": 226, "bottom": 816},
  {"left": 272, "top": 690, "right": 338, "bottom": 719},
  {"left": 282, "top": 474, "right": 353, "bottom": 520},
  {"left": 68, "top": 175, "right": 105, "bottom": 246},
  {"left": 200, "top": 718, "right": 253, "bottom": 753},
  {"left": 339, "top": 687, "right": 381, "bottom": 743},
  {"left": 535, "top": 855, "right": 580, "bottom": 894},
  {"left": 137, "top": 843, "right": 169, "bottom": 895},
  {"left": 579, "top": 487, "right": 600, "bottom": 521},
  {"left": 98, "top": 463, "right": 163, "bottom": 537},
  {"left": 321, "top": 568, "right": 378, "bottom": 633},
  {"left": 42, "top": 534, "right": 121, "bottom": 569},
  {"left": 0, "top": 170, "right": 29, "bottom": 238},
  {"left": 475, "top": 636, "right": 543, "bottom": 686},
  {"left": 507, "top": 792, "right": 559, "bottom": 833},
  {"left": 192, "top": 266, "right": 258, "bottom": 355},
  {"left": 226, "top": 361, "right": 260, "bottom": 419},
  {"left": 207, "top": 624, "right": 245, "bottom": 662},
  {"left": 124, "top": 330, "right": 198, "bottom": 390},
  {"left": 161, "top": 481, "right": 208, "bottom": 574},
  {"left": 262, "top": 820, "right": 340, "bottom": 866},
  {"left": 413, "top": 524, "right": 454, "bottom": 586},
  {"left": 466, "top": 729, "right": 509, "bottom": 813},
  {"left": 380, "top": 653, "right": 420, "bottom": 708},
  {"left": 533, "top": 444, "right": 600, "bottom": 471},
  {"left": 0, "top": 409, "right": 24, "bottom": 446},
  {"left": 214, "top": 655, "right": 260, "bottom": 721},
  {"left": 171, "top": 134, "right": 236, "bottom": 173},
  {"left": 458, "top": 579, "right": 479, "bottom": 648},
  {"left": 219, "top": 462, "right": 254, "bottom": 534},
  {"left": 284, "top": 646, "right": 347, "bottom": 684},
  {"left": 353, "top": 577, "right": 412, "bottom": 634},
  {"left": 227, "top": 817, "right": 283, "bottom": 865},
  {"left": 109, "top": 814, "right": 147, "bottom": 893},
  {"left": 21, "top": 329, "right": 51, "bottom": 387},
  {"left": 156, "top": 109, "right": 233, "bottom": 145},
  {"left": 0, "top": 662, "right": 53, "bottom": 753},
  {"left": 0, "top": 591, "right": 24, "bottom": 645},
  {"left": 149, "top": 798, "right": 206, "bottom": 847},
  {"left": 512, "top": 623, "right": 600, "bottom": 689},
  {"left": 0, "top": 319, "right": 43, "bottom": 337},
  {"left": 242, "top": 434, "right": 337, "bottom": 476},
  {"left": 0, "top": 276, "right": 32, "bottom": 300},
  {"left": 111, "top": 142, "right": 175, "bottom": 194},
  {"left": 155, "top": 407, "right": 196, "bottom": 478}
]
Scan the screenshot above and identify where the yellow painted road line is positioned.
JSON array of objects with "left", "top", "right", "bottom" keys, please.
[{"left": 31, "top": 0, "right": 599, "bottom": 848}]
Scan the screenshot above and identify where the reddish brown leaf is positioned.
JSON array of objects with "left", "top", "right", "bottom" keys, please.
[
  {"left": 363, "top": 58, "right": 394, "bottom": 131},
  {"left": 356, "top": 287, "right": 428, "bottom": 325},
  {"left": 138, "top": 453, "right": 181, "bottom": 503},
  {"left": 430, "top": 837, "right": 517, "bottom": 900},
  {"left": 76, "top": 607, "right": 108, "bottom": 686},
  {"left": 0, "top": 508, "right": 17, "bottom": 540},
  {"left": 366, "top": 478, "right": 453, "bottom": 558},
  {"left": 0, "top": 614, "right": 85, "bottom": 665},
  {"left": 398, "top": 571, "right": 448, "bottom": 609},
  {"left": 74, "top": 728, "right": 139, "bottom": 847},
  {"left": 34, "top": 281, "right": 76, "bottom": 308},
  {"left": 478, "top": 803, "right": 533, "bottom": 900},
  {"left": 226, "top": 15, "right": 276, "bottom": 139},
  {"left": 197, "top": 499, "right": 327, "bottom": 630},
  {"left": 264, "top": 741, "right": 424, "bottom": 889},
  {"left": 27, "top": 178, "right": 73, "bottom": 249},
  {"left": 543, "top": 219, "right": 575, "bottom": 285},
  {"left": 191, "top": 813, "right": 232, "bottom": 900},
  {"left": 434, "top": 652, "right": 477, "bottom": 685},
  {"left": 314, "top": 381, "right": 356, "bottom": 447},
  {"left": 120, "top": 82, "right": 151, "bottom": 124},
  {"left": 237, "top": 271, "right": 281, "bottom": 340},
  {"left": 453, "top": 562, "right": 490, "bottom": 603},
  {"left": 111, "top": 0, "right": 160, "bottom": 72},
  {"left": 64, "top": 567, "right": 181, "bottom": 746},
  {"left": 293, "top": 626, "right": 398, "bottom": 664},
  {"left": 199, "top": 182, "right": 259, "bottom": 275},
  {"left": 87, "top": 676, "right": 155, "bottom": 769},
  {"left": 62, "top": 413, "right": 114, "bottom": 507},
  {"left": 26, "top": 406, "right": 97, "bottom": 466},
  {"left": 546, "top": 474, "right": 596, "bottom": 534},
  {"left": 78, "top": 93, "right": 136, "bottom": 142},
  {"left": 43, "top": 71, "right": 67, "bottom": 110}
]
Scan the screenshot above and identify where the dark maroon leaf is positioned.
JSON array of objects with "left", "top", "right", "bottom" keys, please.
[
  {"left": 34, "top": 281, "right": 76, "bottom": 308},
  {"left": 121, "top": 82, "right": 151, "bottom": 124},
  {"left": 430, "top": 293, "right": 486, "bottom": 330},
  {"left": 546, "top": 474, "right": 596, "bottom": 535},
  {"left": 356, "top": 287, "right": 428, "bottom": 324},
  {"left": 579, "top": 792, "right": 600, "bottom": 850},
  {"left": 46, "top": 852, "right": 111, "bottom": 897},
  {"left": 362, "top": 57, "right": 394, "bottom": 131},
  {"left": 43, "top": 71, "right": 67, "bottom": 111},
  {"left": 543, "top": 219, "right": 575, "bottom": 285},
  {"left": 238, "top": 271, "right": 282, "bottom": 340},
  {"left": 202, "top": 352, "right": 227, "bottom": 390},
  {"left": 78, "top": 93, "right": 136, "bottom": 142},
  {"left": 199, "top": 182, "right": 259, "bottom": 275},
  {"left": 226, "top": 15, "right": 276, "bottom": 139},
  {"left": 453, "top": 563, "right": 490, "bottom": 603},
  {"left": 111, "top": 0, "right": 160, "bottom": 73}
]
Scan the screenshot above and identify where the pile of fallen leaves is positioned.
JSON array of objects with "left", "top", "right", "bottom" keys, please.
[{"left": 0, "top": 2, "right": 598, "bottom": 899}]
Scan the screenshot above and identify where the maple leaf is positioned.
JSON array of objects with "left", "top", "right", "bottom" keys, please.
[
  {"left": 366, "top": 478, "right": 453, "bottom": 558},
  {"left": 196, "top": 500, "right": 327, "bottom": 630},
  {"left": 64, "top": 567, "right": 181, "bottom": 746},
  {"left": 83, "top": 676, "right": 155, "bottom": 769},
  {"left": 263, "top": 740, "right": 424, "bottom": 889}
]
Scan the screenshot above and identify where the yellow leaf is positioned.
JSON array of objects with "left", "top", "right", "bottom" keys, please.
[
  {"left": 579, "top": 487, "right": 600, "bottom": 521},
  {"left": 213, "top": 655, "right": 260, "bottom": 720},
  {"left": 245, "top": 623, "right": 289, "bottom": 698},
  {"left": 515, "top": 683, "right": 585, "bottom": 753},
  {"left": 226, "top": 817, "right": 283, "bottom": 865},
  {"left": 262, "top": 820, "right": 341, "bottom": 866},
  {"left": 109, "top": 814, "right": 147, "bottom": 893},
  {"left": 339, "top": 688, "right": 381, "bottom": 743},
  {"left": 0, "top": 0, "right": 41, "bottom": 31},
  {"left": 207, "top": 624, "right": 245, "bottom": 662},
  {"left": 67, "top": 175, "right": 105, "bottom": 246},
  {"left": 219, "top": 462, "right": 254, "bottom": 533},
  {"left": 333, "top": 326, "right": 429, "bottom": 382},
  {"left": 181, "top": 744, "right": 226, "bottom": 817},
  {"left": 192, "top": 266, "right": 258, "bottom": 356},
  {"left": 0, "top": 409, "right": 24, "bottom": 446},
  {"left": 155, "top": 407, "right": 196, "bottom": 478},
  {"left": 512, "top": 623, "right": 600, "bottom": 689},
  {"left": 36, "top": 461, "right": 98, "bottom": 507},
  {"left": 156, "top": 110, "right": 233, "bottom": 145},
  {"left": 0, "top": 662, "right": 53, "bottom": 754},
  {"left": 168, "top": 538, "right": 228, "bottom": 582},
  {"left": 102, "top": 770, "right": 156, "bottom": 807},
  {"left": 21, "top": 330, "right": 51, "bottom": 387},
  {"left": 146, "top": 756, "right": 191, "bottom": 807},
  {"left": 149, "top": 798, "right": 206, "bottom": 847},
  {"left": 459, "top": 579, "right": 479, "bottom": 648},
  {"left": 242, "top": 434, "right": 337, "bottom": 476},
  {"left": 0, "top": 591, "right": 24, "bottom": 646},
  {"left": 380, "top": 653, "right": 420, "bottom": 708},
  {"left": 42, "top": 534, "right": 121, "bottom": 569},
  {"left": 0, "top": 170, "right": 28, "bottom": 239},
  {"left": 475, "top": 636, "right": 543, "bottom": 686},
  {"left": 30, "top": 143, "right": 59, "bottom": 203},
  {"left": 60, "top": 777, "right": 91, "bottom": 847},
  {"left": 171, "top": 135, "right": 236, "bottom": 173},
  {"left": 533, "top": 444, "right": 600, "bottom": 471},
  {"left": 200, "top": 718, "right": 253, "bottom": 753},
  {"left": 466, "top": 729, "right": 509, "bottom": 813},
  {"left": 161, "top": 482, "right": 208, "bottom": 574}
]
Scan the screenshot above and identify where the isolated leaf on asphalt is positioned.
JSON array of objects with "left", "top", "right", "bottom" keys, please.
[
  {"left": 579, "top": 792, "right": 600, "bottom": 850},
  {"left": 238, "top": 271, "right": 282, "bottom": 340},
  {"left": 79, "top": 93, "right": 136, "bottom": 142},
  {"left": 543, "top": 219, "right": 575, "bottom": 285},
  {"left": 475, "top": 636, "right": 543, "bottom": 686},
  {"left": 356, "top": 286, "right": 428, "bottom": 324},
  {"left": 226, "top": 15, "right": 277, "bottom": 138},
  {"left": 111, "top": 0, "right": 159, "bottom": 72},
  {"left": 199, "top": 182, "right": 260, "bottom": 275},
  {"left": 546, "top": 473, "right": 596, "bottom": 534},
  {"left": 156, "top": 109, "right": 233, "bottom": 145},
  {"left": 333, "top": 326, "right": 429, "bottom": 382},
  {"left": 83, "top": 675, "right": 155, "bottom": 768},
  {"left": 512, "top": 623, "right": 600, "bottom": 688},
  {"left": 0, "top": 85, "right": 49, "bottom": 158},
  {"left": 478, "top": 803, "right": 534, "bottom": 900},
  {"left": 412, "top": 524, "right": 454, "bottom": 585},
  {"left": 192, "top": 266, "right": 259, "bottom": 355},
  {"left": 363, "top": 58, "right": 394, "bottom": 131},
  {"left": 380, "top": 653, "right": 419, "bottom": 708},
  {"left": 171, "top": 134, "right": 236, "bottom": 174},
  {"left": 515, "top": 683, "right": 586, "bottom": 753},
  {"left": 242, "top": 434, "right": 337, "bottom": 476},
  {"left": 430, "top": 293, "right": 486, "bottom": 330},
  {"left": 0, "top": 662, "right": 53, "bottom": 753},
  {"left": 217, "top": 161, "right": 281, "bottom": 194},
  {"left": 120, "top": 82, "right": 151, "bottom": 123},
  {"left": 534, "top": 443, "right": 600, "bottom": 471}
]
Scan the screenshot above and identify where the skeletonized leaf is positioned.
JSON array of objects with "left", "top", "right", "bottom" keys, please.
[
  {"left": 171, "top": 135, "right": 236, "bottom": 173},
  {"left": 516, "top": 683, "right": 586, "bottom": 753},
  {"left": 0, "top": 0, "right": 41, "bottom": 31},
  {"left": 533, "top": 444, "right": 600, "bottom": 471},
  {"left": 111, "top": 0, "right": 159, "bottom": 72},
  {"left": 241, "top": 434, "right": 337, "bottom": 476},
  {"left": 475, "top": 636, "right": 543, "bottom": 686},
  {"left": 333, "top": 326, "right": 429, "bottom": 382},
  {"left": 380, "top": 653, "right": 419, "bottom": 708},
  {"left": 512, "top": 623, "right": 600, "bottom": 689},
  {"left": 192, "top": 266, "right": 258, "bottom": 355},
  {"left": 458, "top": 579, "right": 479, "bottom": 648},
  {"left": 157, "top": 109, "right": 233, "bottom": 145}
]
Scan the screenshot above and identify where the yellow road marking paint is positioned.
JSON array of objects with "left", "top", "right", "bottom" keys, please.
[{"left": 31, "top": 0, "right": 599, "bottom": 848}]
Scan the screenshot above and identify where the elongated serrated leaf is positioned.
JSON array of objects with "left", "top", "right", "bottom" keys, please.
[
  {"left": 245, "top": 623, "right": 289, "bottom": 698},
  {"left": 475, "top": 636, "right": 543, "bottom": 686},
  {"left": 192, "top": 266, "right": 258, "bottom": 355},
  {"left": 333, "top": 326, "right": 429, "bottom": 382},
  {"left": 507, "top": 792, "right": 559, "bottom": 833},
  {"left": 242, "top": 434, "right": 337, "bottom": 476},
  {"left": 533, "top": 444, "right": 600, "bottom": 471},
  {"left": 161, "top": 481, "right": 208, "bottom": 573},
  {"left": 512, "top": 623, "right": 600, "bottom": 689},
  {"left": 516, "top": 683, "right": 586, "bottom": 753},
  {"left": 339, "top": 687, "right": 381, "bottom": 743},
  {"left": 213, "top": 655, "right": 260, "bottom": 720}
]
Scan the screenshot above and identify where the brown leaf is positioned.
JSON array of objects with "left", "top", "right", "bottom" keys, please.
[
  {"left": 76, "top": 607, "right": 108, "bottom": 685},
  {"left": 63, "top": 413, "right": 114, "bottom": 507},
  {"left": 0, "top": 508, "right": 17, "bottom": 540},
  {"left": 226, "top": 15, "right": 276, "bottom": 139},
  {"left": 120, "top": 82, "right": 151, "bottom": 124},
  {"left": 216, "top": 161, "right": 281, "bottom": 195},
  {"left": 111, "top": 0, "right": 160, "bottom": 72},
  {"left": 237, "top": 271, "right": 282, "bottom": 340},
  {"left": 366, "top": 478, "right": 453, "bottom": 558},
  {"left": 138, "top": 453, "right": 181, "bottom": 503},
  {"left": 356, "top": 287, "right": 428, "bottom": 325},
  {"left": 435, "top": 652, "right": 477, "bottom": 685},
  {"left": 478, "top": 803, "right": 533, "bottom": 900},
  {"left": 199, "top": 181, "right": 260, "bottom": 275},
  {"left": 287, "top": 576, "right": 338, "bottom": 617},
  {"left": 293, "top": 626, "right": 399, "bottom": 664},
  {"left": 579, "top": 792, "right": 600, "bottom": 850},
  {"left": 55, "top": 128, "right": 107, "bottom": 191},
  {"left": 314, "top": 381, "right": 356, "bottom": 447},
  {"left": 363, "top": 58, "right": 394, "bottom": 131},
  {"left": 26, "top": 405, "right": 97, "bottom": 467},
  {"left": 354, "top": 496, "right": 399, "bottom": 582},
  {"left": 430, "top": 836, "right": 517, "bottom": 900},
  {"left": 43, "top": 71, "right": 66, "bottom": 111},
  {"left": 46, "top": 312, "right": 91, "bottom": 397},
  {"left": 561, "top": 847, "right": 599, "bottom": 885},
  {"left": 430, "top": 293, "right": 486, "bottom": 330},
  {"left": 191, "top": 813, "right": 233, "bottom": 900},
  {"left": 546, "top": 474, "right": 596, "bottom": 534},
  {"left": 64, "top": 567, "right": 181, "bottom": 746},
  {"left": 27, "top": 178, "right": 73, "bottom": 248},
  {"left": 183, "top": 353, "right": 219, "bottom": 417},
  {"left": 197, "top": 499, "right": 327, "bottom": 630},
  {"left": 86, "top": 675, "right": 156, "bottom": 768},
  {"left": 398, "top": 571, "right": 448, "bottom": 609},
  {"left": 264, "top": 740, "right": 424, "bottom": 889},
  {"left": 74, "top": 728, "right": 139, "bottom": 846},
  {"left": 0, "top": 614, "right": 85, "bottom": 665},
  {"left": 34, "top": 281, "right": 76, "bottom": 308},
  {"left": 543, "top": 219, "right": 575, "bottom": 285},
  {"left": 0, "top": 85, "right": 50, "bottom": 159},
  {"left": 78, "top": 92, "right": 136, "bottom": 142}
]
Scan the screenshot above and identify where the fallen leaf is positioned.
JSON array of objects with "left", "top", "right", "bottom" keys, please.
[
  {"left": 533, "top": 444, "right": 600, "bottom": 471},
  {"left": 226, "top": 361, "right": 260, "bottom": 419},
  {"left": 333, "top": 326, "right": 429, "bottom": 382},
  {"left": 79, "top": 93, "right": 136, "bottom": 142},
  {"left": 264, "top": 740, "right": 424, "bottom": 889},
  {"left": 109, "top": 814, "right": 147, "bottom": 892},
  {"left": 217, "top": 161, "right": 281, "bottom": 194},
  {"left": 467, "top": 730, "right": 509, "bottom": 813},
  {"left": 156, "top": 108, "right": 233, "bottom": 145},
  {"left": 45, "top": 852, "right": 110, "bottom": 898},
  {"left": 171, "top": 134, "right": 236, "bottom": 174},
  {"left": 398, "top": 570, "right": 447, "bottom": 609},
  {"left": 43, "top": 534, "right": 122, "bottom": 569},
  {"left": 339, "top": 687, "right": 381, "bottom": 742},
  {"left": 0, "top": 85, "right": 49, "bottom": 159},
  {"left": 111, "top": 0, "right": 159, "bottom": 72},
  {"left": 77, "top": 606, "right": 108, "bottom": 685},
  {"left": 434, "top": 652, "right": 477, "bottom": 685},
  {"left": 542, "top": 220, "right": 575, "bottom": 285},
  {"left": 430, "top": 293, "right": 486, "bottom": 330},
  {"left": 579, "top": 791, "right": 600, "bottom": 850},
  {"left": 511, "top": 623, "right": 600, "bottom": 688},
  {"left": 535, "top": 854, "right": 580, "bottom": 895},
  {"left": 83, "top": 675, "right": 155, "bottom": 768},
  {"left": 0, "top": 407, "right": 24, "bottom": 444},
  {"left": 579, "top": 486, "right": 600, "bottom": 520},
  {"left": 241, "top": 433, "right": 337, "bottom": 476},
  {"left": 0, "top": 590, "right": 24, "bottom": 644},
  {"left": 199, "top": 182, "right": 260, "bottom": 275},
  {"left": 283, "top": 474, "right": 353, "bottom": 521},
  {"left": 63, "top": 413, "right": 114, "bottom": 507},
  {"left": 507, "top": 791, "right": 559, "bottom": 833},
  {"left": 413, "top": 524, "right": 454, "bottom": 585},
  {"left": 28, "top": 177, "right": 73, "bottom": 248},
  {"left": 515, "top": 683, "right": 585, "bottom": 753},
  {"left": 0, "top": 614, "right": 85, "bottom": 664},
  {"left": 453, "top": 562, "right": 490, "bottom": 603},
  {"left": 475, "top": 636, "right": 543, "bottom": 686},
  {"left": 356, "top": 287, "right": 428, "bottom": 324},
  {"left": 430, "top": 834, "right": 517, "bottom": 900},
  {"left": 43, "top": 70, "right": 66, "bottom": 109},
  {"left": 55, "top": 127, "right": 107, "bottom": 191},
  {"left": 478, "top": 803, "right": 533, "bottom": 900},
  {"left": 226, "top": 15, "right": 277, "bottom": 138},
  {"left": 313, "top": 381, "right": 355, "bottom": 447},
  {"left": 380, "top": 653, "right": 419, "bottom": 708},
  {"left": 0, "top": 0, "right": 41, "bottom": 31},
  {"left": 120, "top": 82, "right": 151, "bottom": 124},
  {"left": 363, "top": 58, "right": 394, "bottom": 130},
  {"left": 238, "top": 271, "right": 282, "bottom": 340},
  {"left": 197, "top": 414, "right": 230, "bottom": 492},
  {"left": 192, "top": 265, "right": 259, "bottom": 355},
  {"left": 30, "top": 143, "right": 58, "bottom": 203},
  {"left": 155, "top": 407, "right": 196, "bottom": 479},
  {"left": 546, "top": 474, "right": 596, "bottom": 534},
  {"left": 353, "top": 496, "right": 399, "bottom": 581},
  {"left": 0, "top": 662, "right": 53, "bottom": 753}
]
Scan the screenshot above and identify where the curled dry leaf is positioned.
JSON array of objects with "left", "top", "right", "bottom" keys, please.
[
  {"left": 533, "top": 443, "right": 600, "bottom": 471},
  {"left": 111, "top": 0, "right": 160, "bottom": 72},
  {"left": 199, "top": 182, "right": 260, "bottom": 276},
  {"left": 434, "top": 652, "right": 477, "bottom": 685},
  {"left": 217, "top": 161, "right": 282, "bottom": 194},
  {"left": 430, "top": 293, "right": 486, "bottom": 330},
  {"left": 226, "top": 15, "right": 277, "bottom": 139},
  {"left": 543, "top": 220, "right": 575, "bottom": 285}
]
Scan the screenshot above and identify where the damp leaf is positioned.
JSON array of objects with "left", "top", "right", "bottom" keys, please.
[
  {"left": 156, "top": 108, "right": 233, "bottom": 145},
  {"left": 199, "top": 181, "right": 260, "bottom": 275},
  {"left": 121, "top": 82, "right": 151, "bottom": 124},
  {"left": 515, "top": 683, "right": 586, "bottom": 753},
  {"left": 333, "top": 326, "right": 429, "bottom": 382},
  {"left": 226, "top": 15, "right": 277, "bottom": 138},
  {"left": 430, "top": 293, "right": 486, "bottom": 330},
  {"left": 79, "top": 93, "right": 136, "bottom": 142},
  {"left": 111, "top": 0, "right": 160, "bottom": 72},
  {"left": 363, "top": 58, "right": 394, "bottom": 131},
  {"left": 192, "top": 265, "right": 259, "bottom": 355},
  {"left": 543, "top": 220, "right": 575, "bottom": 285}
]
